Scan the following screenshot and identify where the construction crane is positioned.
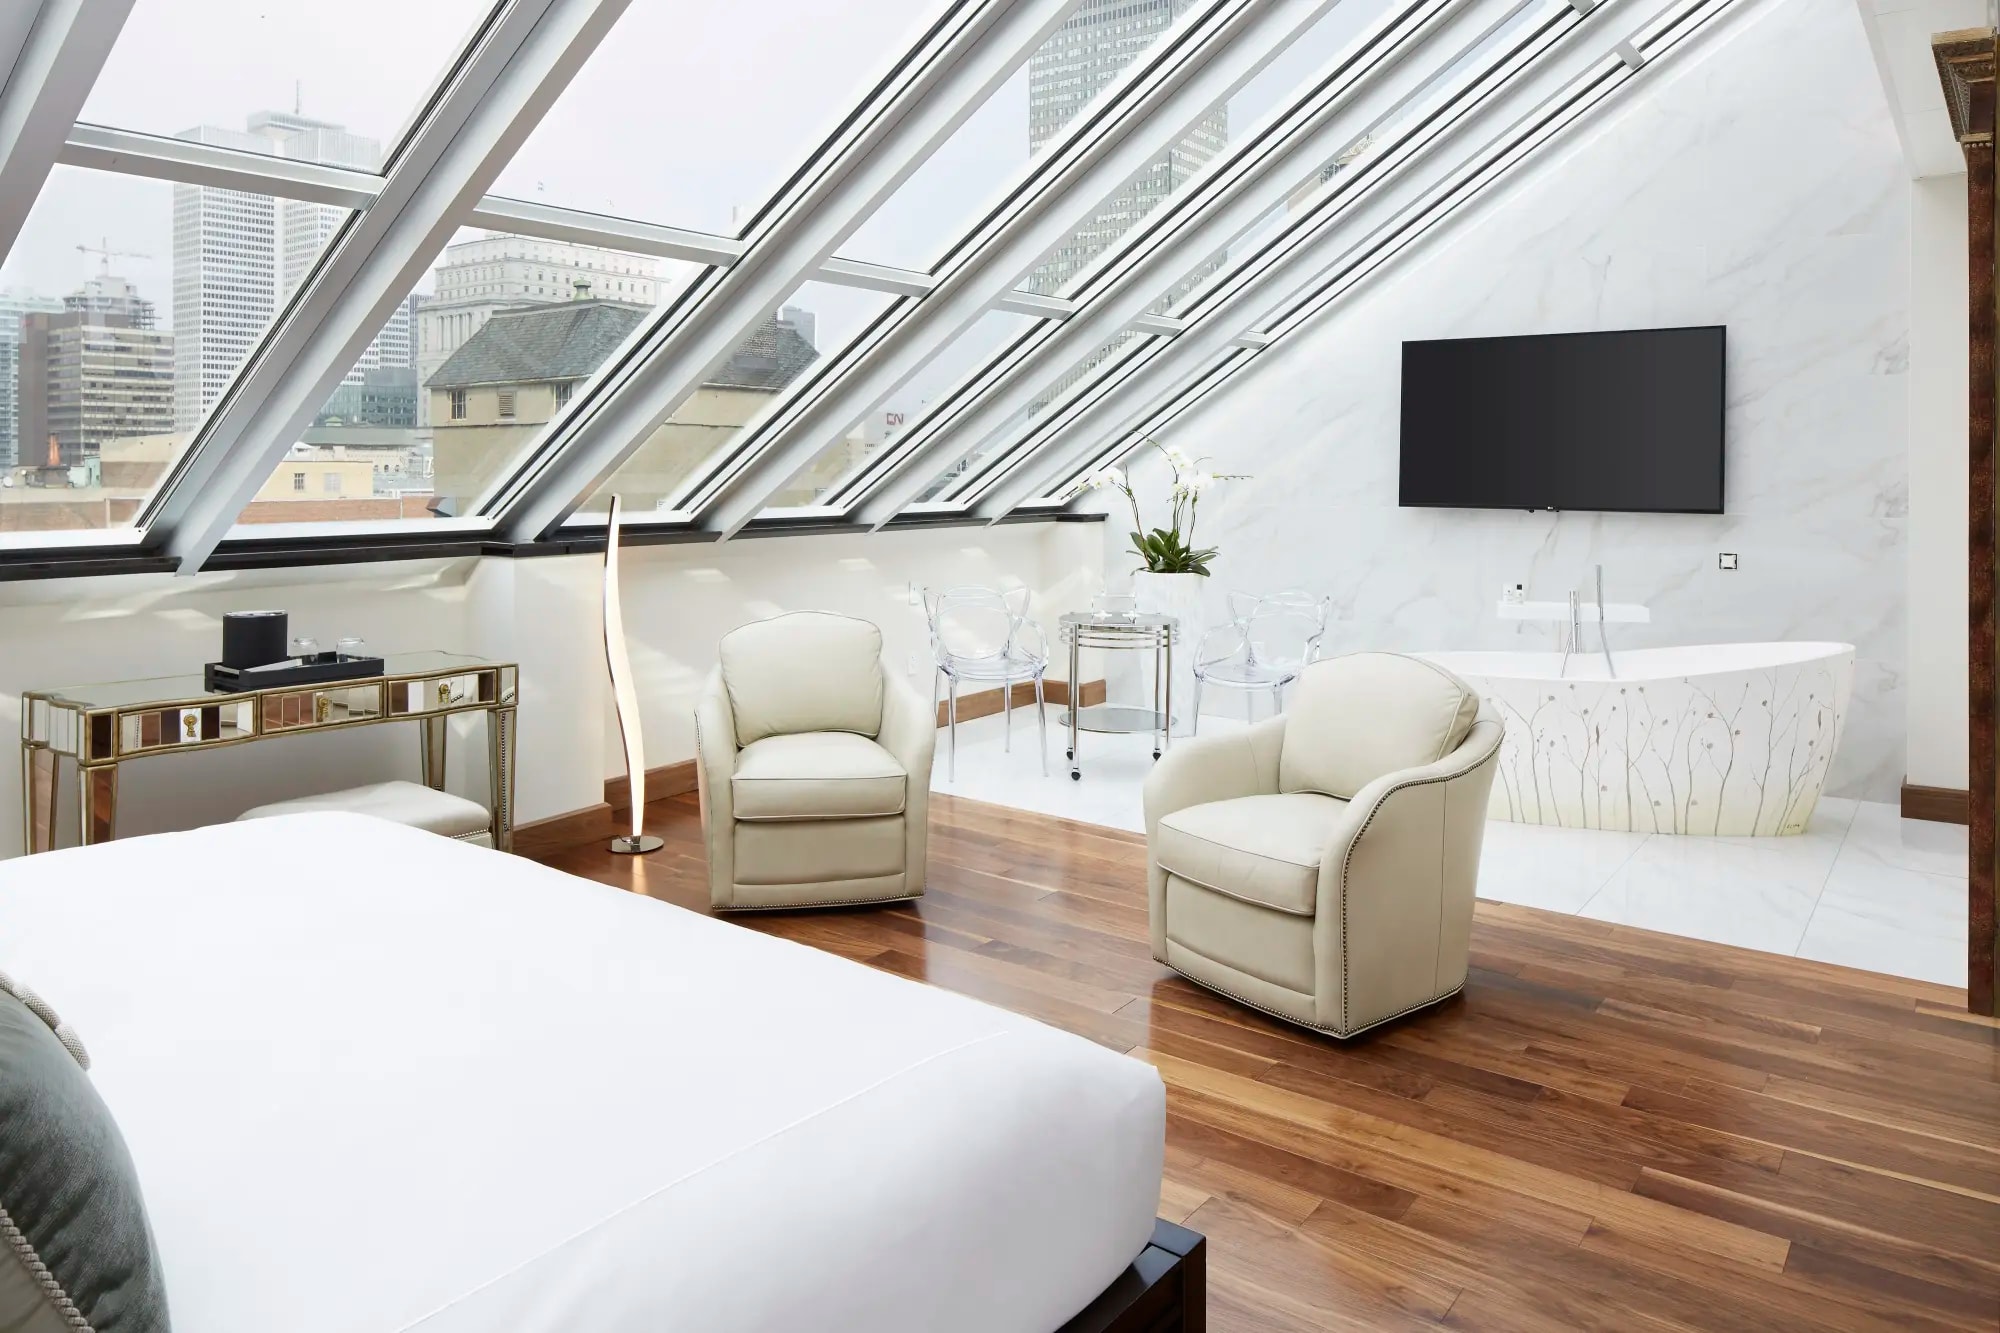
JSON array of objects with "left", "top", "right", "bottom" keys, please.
[{"left": 75, "top": 238, "right": 150, "bottom": 275}]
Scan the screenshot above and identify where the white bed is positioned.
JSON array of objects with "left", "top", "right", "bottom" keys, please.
[{"left": 0, "top": 813, "right": 1165, "bottom": 1333}]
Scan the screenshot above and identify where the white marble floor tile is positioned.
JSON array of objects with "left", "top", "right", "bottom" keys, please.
[
  {"left": 1837, "top": 800, "right": 1970, "bottom": 879},
  {"left": 1578, "top": 832, "right": 1835, "bottom": 957},
  {"left": 929, "top": 709, "right": 1233, "bottom": 835},
  {"left": 1796, "top": 857, "right": 1968, "bottom": 988},
  {"left": 1476, "top": 821, "right": 1651, "bottom": 914},
  {"left": 930, "top": 711, "right": 1966, "bottom": 987}
]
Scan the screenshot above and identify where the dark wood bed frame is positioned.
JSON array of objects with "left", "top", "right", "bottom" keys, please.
[{"left": 1057, "top": 1218, "right": 1206, "bottom": 1332}]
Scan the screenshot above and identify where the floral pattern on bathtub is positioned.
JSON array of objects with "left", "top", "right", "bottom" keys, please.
[{"left": 1466, "top": 656, "right": 1853, "bottom": 836}]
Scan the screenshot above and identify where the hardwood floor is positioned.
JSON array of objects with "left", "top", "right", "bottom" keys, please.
[{"left": 536, "top": 792, "right": 2000, "bottom": 1332}]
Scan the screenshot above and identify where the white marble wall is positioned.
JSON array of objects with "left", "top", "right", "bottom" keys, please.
[{"left": 1110, "top": 0, "right": 1910, "bottom": 799}]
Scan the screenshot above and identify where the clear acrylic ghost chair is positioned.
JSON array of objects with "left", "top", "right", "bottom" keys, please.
[
  {"left": 923, "top": 585, "right": 1051, "bottom": 779},
  {"left": 1189, "top": 590, "right": 1330, "bottom": 733}
]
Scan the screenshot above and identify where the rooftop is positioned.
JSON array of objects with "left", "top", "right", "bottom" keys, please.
[{"left": 427, "top": 302, "right": 819, "bottom": 393}]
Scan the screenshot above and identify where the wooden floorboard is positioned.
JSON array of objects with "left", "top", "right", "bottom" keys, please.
[{"left": 534, "top": 792, "right": 2000, "bottom": 1332}]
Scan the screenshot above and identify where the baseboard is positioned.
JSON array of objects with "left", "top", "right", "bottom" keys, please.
[
  {"left": 938, "top": 678, "right": 1105, "bottom": 728},
  {"left": 606, "top": 758, "right": 698, "bottom": 814},
  {"left": 1902, "top": 782, "right": 1970, "bottom": 825},
  {"left": 511, "top": 801, "right": 616, "bottom": 860},
  {"left": 521, "top": 690, "right": 1101, "bottom": 861},
  {"left": 516, "top": 763, "right": 697, "bottom": 860}
]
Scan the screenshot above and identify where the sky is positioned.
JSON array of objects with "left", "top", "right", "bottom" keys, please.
[{"left": 0, "top": 0, "right": 1391, "bottom": 416}]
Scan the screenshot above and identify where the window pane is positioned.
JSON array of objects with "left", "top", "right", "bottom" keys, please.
[
  {"left": 0, "top": 167, "right": 340, "bottom": 539},
  {"left": 572, "top": 283, "right": 897, "bottom": 520},
  {"left": 80, "top": 0, "right": 496, "bottom": 167},
  {"left": 920, "top": 329, "right": 1154, "bottom": 505},
  {"left": 1040, "top": 345, "right": 1252, "bottom": 504},
  {"left": 1176, "top": 0, "right": 1554, "bottom": 320},
  {"left": 841, "top": 0, "right": 1196, "bottom": 271},
  {"left": 759, "top": 309, "right": 1041, "bottom": 515},
  {"left": 493, "top": 0, "right": 944, "bottom": 237},
  {"left": 845, "top": 0, "right": 1411, "bottom": 282},
  {"left": 231, "top": 229, "right": 696, "bottom": 527}
]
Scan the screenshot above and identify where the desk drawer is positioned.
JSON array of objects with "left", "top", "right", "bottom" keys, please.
[
  {"left": 388, "top": 670, "right": 497, "bottom": 716},
  {"left": 261, "top": 683, "right": 387, "bottom": 733},
  {"left": 116, "top": 698, "right": 255, "bottom": 757}
]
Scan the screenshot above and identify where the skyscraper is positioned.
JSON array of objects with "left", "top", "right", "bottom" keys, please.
[
  {"left": 1008, "top": 0, "right": 1228, "bottom": 433},
  {"left": 1025, "top": 0, "right": 1227, "bottom": 298},
  {"left": 18, "top": 274, "right": 174, "bottom": 467},
  {"left": 0, "top": 290, "right": 66, "bottom": 467},
  {"left": 171, "top": 112, "right": 409, "bottom": 431}
]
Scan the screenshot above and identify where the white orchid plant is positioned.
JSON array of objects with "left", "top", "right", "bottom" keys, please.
[{"left": 1081, "top": 440, "right": 1242, "bottom": 577}]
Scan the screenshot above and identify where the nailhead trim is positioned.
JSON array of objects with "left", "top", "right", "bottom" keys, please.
[
  {"left": 717, "top": 888, "right": 922, "bottom": 913},
  {"left": 1164, "top": 960, "right": 1464, "bottom": 1040},
  {"left": 0, "top": 1204, "right": 90, "bottom": 1332}
]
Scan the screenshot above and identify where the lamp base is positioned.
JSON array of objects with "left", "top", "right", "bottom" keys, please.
[{"left": 609, "top": 834, "right": 664, "bottom": 855}]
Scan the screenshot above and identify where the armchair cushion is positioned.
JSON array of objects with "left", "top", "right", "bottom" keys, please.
[
  {"left": 1278, "top": 652, "right": 1479, "bottom": 799},
  {"left": 719, "top": 611, "right": 885, "bottom": 745},
  {"left": 732, "top": 732, "right": 907, "bottom": 821},
  {"left": 1154, "top": 792, "right": 1347, "bottom": 916}
]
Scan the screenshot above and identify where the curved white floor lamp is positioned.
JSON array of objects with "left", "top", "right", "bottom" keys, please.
[{"left": 605, "top": 495, "right": 663, "bottom": 854}]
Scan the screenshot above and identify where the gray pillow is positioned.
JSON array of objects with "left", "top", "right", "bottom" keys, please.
[{"left": 0, "top": 972, "right": 170, "bottom": 1332}]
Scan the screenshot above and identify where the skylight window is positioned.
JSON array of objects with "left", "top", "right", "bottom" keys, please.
[
  {"left": 491, "top": 0, "right": 950, "bottom": 237},
  {"left": 79, "top": 0, "right": 497, "bottom": 169}
]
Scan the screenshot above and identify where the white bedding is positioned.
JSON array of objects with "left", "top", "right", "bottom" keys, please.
[{"left": 0, "top": 814, "right": 1164, "bottom": 1333}]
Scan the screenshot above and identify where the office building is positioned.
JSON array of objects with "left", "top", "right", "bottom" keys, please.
[
  {"left": 1024, "top": 0, "right": 1227, "bottom": 298},
  {"left": 0, "top": 290, "right": 65, "bottom": 467},
  {"left": 171, "top": 112, "right": 409, "bottom": 430},
  {"left": 18, "top": 274, "right": 174, "bottom": 467}
]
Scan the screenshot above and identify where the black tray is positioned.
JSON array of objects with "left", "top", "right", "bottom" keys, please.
[{"left": 204, "top": 653, "right": 386, "bottom": 693}]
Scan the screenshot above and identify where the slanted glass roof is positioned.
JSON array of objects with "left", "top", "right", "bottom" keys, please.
[{"left": 0, "top": 0, "right": 1752, "bottom": 572}]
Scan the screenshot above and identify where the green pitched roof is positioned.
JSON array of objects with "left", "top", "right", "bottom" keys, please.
[{"left": 426, "top": 301, "right": 818, "bottom": 392}]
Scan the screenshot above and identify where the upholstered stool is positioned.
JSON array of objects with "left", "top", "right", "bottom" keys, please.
[{"left": 236, "top": 780, "right": 495, "bottom": 849}]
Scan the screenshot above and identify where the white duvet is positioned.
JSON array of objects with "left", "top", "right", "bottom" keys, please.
[{"left": 0, "top": 814, "right": 1164, "bottom": 1333}]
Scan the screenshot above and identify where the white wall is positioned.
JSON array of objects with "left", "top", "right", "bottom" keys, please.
[
  {"left": 0, "top": 560, "right": 484, "bottom": 858},
  {"left": 1907, "top": 172, "right": 1969, "bottom": 789},
  {"left": 0, "top": 521, "right": 1101, "bottom": 860},
  {"left": 1106, "top": 0, "right": 1913, "bottom": 800},
  {"left": 613, "top": 522, "right": 1103, "bottom": 773}
]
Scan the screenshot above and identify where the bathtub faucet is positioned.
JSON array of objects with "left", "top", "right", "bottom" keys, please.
[
  {"left": 1552, "top": 564, "right": 1616, "bottom": 680},
  {"left": 1559, "top": 566, "right": 1617, "bottom": 681}
]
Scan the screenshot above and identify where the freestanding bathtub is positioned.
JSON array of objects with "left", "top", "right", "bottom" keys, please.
[{"left": 1419, "top": 643, "right": 1854, "bottom": 836}]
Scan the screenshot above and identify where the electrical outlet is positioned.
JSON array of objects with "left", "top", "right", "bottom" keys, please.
[
  {"left": 1718, "top": 553, "right": 1738, "bottom": 571},
  {"left": 906, "top": 651, "right": 923, "bottom": 677},
  {"left": 908, "top": 582, "right": 922, "bottom": 606}
]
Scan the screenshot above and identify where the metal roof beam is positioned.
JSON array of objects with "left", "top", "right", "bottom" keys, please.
[
  {"left": 973, "top": 0, "right": 1684, "bottom": 520},
  {"left": 0, "top": 0, "right": 134, "bottom": 263},
  {"left": 692, "top": 0, "right": 1353, "bottom": 540},
  {"left": 484, "top": 0, "right": 1087, "bottom": 542},
  {"left": 852, "top": 0, "right": 1525, "bottom": 525},
  {"left": 137, "top": 0, "right": 629, "bottom": 572}
]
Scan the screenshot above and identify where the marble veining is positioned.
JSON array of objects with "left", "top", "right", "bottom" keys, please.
[{"left": 1100, "top": 0, "right": 1911, "bottom": 800}]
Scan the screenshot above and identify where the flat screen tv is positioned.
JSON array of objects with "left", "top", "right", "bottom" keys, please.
[{"left": 1399, "top": 325, "right": 1725, "bottom": 514}]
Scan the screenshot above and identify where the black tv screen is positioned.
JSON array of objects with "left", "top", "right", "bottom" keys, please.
[{"left": 1399, "top": 326, "right": 1725, "bottom": 514}]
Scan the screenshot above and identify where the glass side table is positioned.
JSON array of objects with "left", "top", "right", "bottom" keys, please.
[
  {"left": 20, "top": 651, "right": 518, "bottom": 853},
  {"left": 1058, "top": 610, "right": 1178, "bottom": 781}
]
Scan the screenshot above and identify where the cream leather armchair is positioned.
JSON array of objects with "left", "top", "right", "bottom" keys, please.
[
  {"left": 695, "top": 611, "right": 936, "bottom": 911},
  {"left": 1142, "top": 651, "right": 1502, "bottom": 1038}
]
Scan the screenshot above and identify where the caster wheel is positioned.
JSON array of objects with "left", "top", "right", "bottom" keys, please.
[
  {"left": 1070, "top": 771, "right": 1081, "bottom": 782},
  {"left": 1065, "top": 748, "right": 1074, "bottom": 760},
  {"left": 1152, "top": 749, "right": 1162, "bottom": 760}
]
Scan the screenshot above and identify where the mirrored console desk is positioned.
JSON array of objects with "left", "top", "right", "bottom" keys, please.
[{"left": 20, "top": 651, "right": 518, "bottom": 854}]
